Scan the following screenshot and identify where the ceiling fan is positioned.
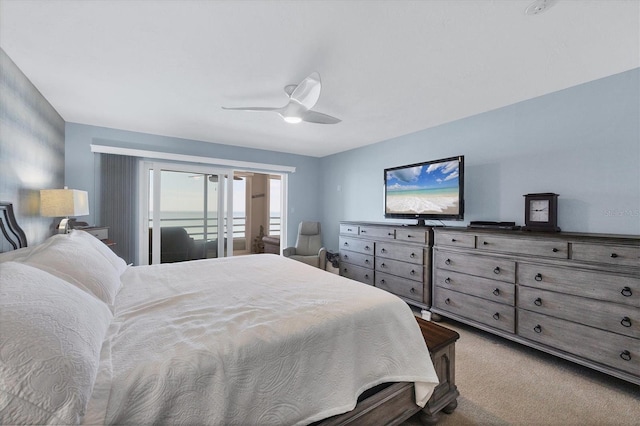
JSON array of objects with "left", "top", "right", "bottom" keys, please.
[
  {"left": 188, "top": 174, "right": 243, "bottom": 182},
  {"left": 222, "top": 72, "right": 341, "bottom": 124}
]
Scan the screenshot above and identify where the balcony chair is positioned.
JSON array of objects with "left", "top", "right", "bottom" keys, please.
[
  {"left": 283, "top": 221, "right": 326, "bottom": 269},
  {"left": 149, "top": 227, "right": 196, "bottom": 263},
  {"left": 262, "top": 235, "right": 280, "bottom": 254}
]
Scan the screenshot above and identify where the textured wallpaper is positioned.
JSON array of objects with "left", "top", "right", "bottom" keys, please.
[{"left": 0, "top": 48, "right": 65, "bottom": 248}]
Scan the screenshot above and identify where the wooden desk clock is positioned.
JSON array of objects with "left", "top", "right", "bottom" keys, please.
[{"left": 523, "top": 193, "right": 560, "bottom": 232}]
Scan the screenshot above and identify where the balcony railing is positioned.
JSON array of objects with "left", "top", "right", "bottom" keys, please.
[
  {"left": 149, "top": 216, "right": 246, "bottom": 241},
  {"left": 150, "top": 215, "right": 281, "bottom": 240},
  {"left": 269, "top": 215, "right": 280, "bottom": 236}
]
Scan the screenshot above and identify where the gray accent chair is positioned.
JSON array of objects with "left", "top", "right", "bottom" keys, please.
[
  {"left": 283, "top": 221, "right": 327, "bottom": 269},
  {"left": 149, "top": 227, "right": 194, "bottom": 263}
]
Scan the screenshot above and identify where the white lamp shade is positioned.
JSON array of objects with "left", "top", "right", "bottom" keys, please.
[{"left": 40, "top": 189, "right": 90, "bottom": 217}]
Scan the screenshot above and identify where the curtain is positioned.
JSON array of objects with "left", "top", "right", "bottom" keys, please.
[{"left": 99, "top": 154, "right": 138, "bottom": 265}]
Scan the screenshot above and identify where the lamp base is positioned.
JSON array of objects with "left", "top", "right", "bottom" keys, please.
[{"left": 57, "top": 218, "right": 71, "bottom": 234}]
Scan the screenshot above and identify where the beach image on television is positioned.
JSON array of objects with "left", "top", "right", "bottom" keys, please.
[{"left": 386, "top": 160, "right": 460, "bottom": 215}]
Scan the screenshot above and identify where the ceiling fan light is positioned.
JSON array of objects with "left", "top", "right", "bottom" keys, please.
[{"left": 283, "top": 116, "right": 302, "bottom": 124}]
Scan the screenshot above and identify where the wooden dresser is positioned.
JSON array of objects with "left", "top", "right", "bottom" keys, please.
[
  {"left": 339, "top": 221, "right": 433, "bottom": 309},
  {"left": 432, "top": 227, "right": 639, "bottom": 384}
]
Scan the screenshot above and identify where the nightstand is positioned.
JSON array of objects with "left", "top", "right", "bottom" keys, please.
[{"left": 80, "top": 226, "right": 115, "bottom": 246}]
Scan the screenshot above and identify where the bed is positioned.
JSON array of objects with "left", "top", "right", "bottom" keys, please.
[{"left": 0, "top": 202, "right": 444, "bottom": 425}]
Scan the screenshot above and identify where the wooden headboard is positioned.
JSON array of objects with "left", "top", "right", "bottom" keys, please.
[{"left": 0, "top": 202, "right": 28, "bottom": 251}]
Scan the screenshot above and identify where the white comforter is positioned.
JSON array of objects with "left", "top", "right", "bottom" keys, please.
[{"left": 83, "top": 255, "right": 438, "bottom": 425}]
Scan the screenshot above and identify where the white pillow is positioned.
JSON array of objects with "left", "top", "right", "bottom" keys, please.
[
  {"left": 0, "top": 261, "right": 112, "bottom": 425},
  {"left": 23, "top": 234, "right": 123, "bottom": 306},
  {"left": 69, "top": 229, "right": 128, "bottom": 275},
  {"left": 0, "top": 245, "right": 33, "bottom": 263}
]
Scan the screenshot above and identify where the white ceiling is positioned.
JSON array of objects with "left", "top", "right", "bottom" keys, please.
[{"left": 1, "top": 0, "right": 638, "bottom": 157}]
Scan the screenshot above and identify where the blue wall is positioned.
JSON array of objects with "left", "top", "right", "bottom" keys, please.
[
  {"left": 0, "top": 48, "right": 65, "bottom": 247},
  {"left": 63, "top": 69, "right": 639, "bottom": 253},
  {"left": 320, "top": 68, "right": 640, "bottom": 250},
  {"left": 64, "top": 123, "right": 322, "bottom": 247}
]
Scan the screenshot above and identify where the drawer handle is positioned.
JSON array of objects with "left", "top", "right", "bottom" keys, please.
[
  {"left": 364, "top": 274, "right": 369, "bottom": 279},
  {"left": 610, "top": 253, "right": 618, "bottom": 258},
  {"left": 343, "top": 268, "right": 348, "bottom": 273},
  {"left": 380, "top": 279, "right": 385, "bottom": 285},
  {"left": 445, "top": 258, "right": 451, "bottom": 265},
  {"left": 445, "top": 277, "right": 451, "bottom": 284},
  {"left": 621, "top": 317, "right": 632, "bottom": 328},
  {"left": 534, "top": 273, "right": 543, "bottom": 282},
  {"left": 410, "top": 287, "right": 416, "bottom": 294},
  {"left": 552, "top": 248, "right": 559, "bottom": 253},
  {"left": 407, "top": 234, "right": 414, "bottom": 238},
  {"left": 344, "top": 254, "right": 349, "bottom": 259},
  {"left": 492, "top": 312, "right": 500, "bottom": 320},
  {"left": 534, "top": 297, "right": 542, "bottom": 306},
  {"left": 493, "top": 267, "right": 501, "bottom": 274},
  {"left": 343, "top": 242, "right": 349, "bottom": 246},
  {"left": 445, "top": 298, "right": 451, "bottom": 305},
  {"left": 361, "top": 229, "right": 367, "bottom": 233},
  {"left": 534, "top": 324, "right": 542, "bottom": 333},
  {"left": 380, "top": 248, "right": 385, "bottom": 253},
  {"left": 621, "top": 287, "right": 633, "bottom": 297},
  {"left": 410, "top": 270, "right": 416, "bottom": 275},
  {"left": 388, "top": 232, "right": 394, "bottom": 236},
  {"left": 410, "top": 252, "right": 416, "bottom": 258},
  {"left": 364, "top": 259, "right": 369, "bottom": 264},
  {"left": 347, "top": 228, "right": 352, "bottom": 232},
  {"left": 620, "top": 350, "right": 631, "bottom": 361},
  {"left": 493, "top": 288, "right": 500, "bottom": 296},
  {"left": 381, "top": 263, "right": 386, "bottom": 268},
  {"left": 483, "top": 241, "right": 489, "bottom": 245},
  {"left": 365, "top": 245, "right": 371, "bottom": 251},
  {"left": 451, "top": 238, "right": 456, "bottom": 242}
]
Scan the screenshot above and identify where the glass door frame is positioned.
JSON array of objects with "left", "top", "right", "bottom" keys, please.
[{"left": 138, "top": 161, "right": 234, "bottom": 265}]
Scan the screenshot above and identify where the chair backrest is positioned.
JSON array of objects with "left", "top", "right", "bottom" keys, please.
[
  {"left": 149, "top": 227, "right": 192, "bottom": 263},
  {"left": 294, "top": 221, "right": 322, "bottom": 256}
]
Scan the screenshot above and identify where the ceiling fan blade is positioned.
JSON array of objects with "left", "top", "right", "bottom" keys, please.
[
  {"left": 221, "top": 106, "right": 282, "bottom": 112},
  {"left": 302, "top": 110, "right": 341, "bottom": 124},
  {"left": 289, "top": 72, "right": 321, "bottom": 110}
]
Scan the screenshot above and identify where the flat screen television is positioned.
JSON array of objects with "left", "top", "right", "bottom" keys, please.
[{"left": 384, "top": 155, "right": 464, "bottom": 225}]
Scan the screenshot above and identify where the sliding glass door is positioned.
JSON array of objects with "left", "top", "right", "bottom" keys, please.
[{"left": 141, "top": 162, "right": 233, "bottom": 265}]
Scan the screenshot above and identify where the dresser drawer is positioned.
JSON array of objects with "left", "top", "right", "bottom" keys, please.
[
  {"left": 476, "top": 235, "right": 568, "bottom": 259},
  {"left": 434, "top": 269, "right": 515, "bottom": 306},
  {"left": 359, "top": 225, "right": 395, "bottom": 240},
  {"left": 434, "top": 250, "right": 515, "bottom": 283},
  {"left": 339, "top": 250, "right": 373, "bottom": 269},
  {"left": 395, "top": 228, "right": 429, "bottom": 244},
  {"left": 339, "top": 224, "right": 359, "bottom": 235},
  {"left": 571, "top": 242, "right": 640, "bottom": 267},
  {"left": 433, "top": 287, "right": 515, "bottom": 333},
  {"left": 518, "top": 310, "right": 639, "bottom": 377},
  {"left": 340, "top": 263, "right": 374, "bottom": 285},
  {"left": 339, "top": 236, "right": 375, "bottom": 256},
  {"left": 376, "top": 257, "right": 423, "bottom": 282},
  {"left": 376, "top": 271, "right": 423, "bottom": 302},
  {"left": 377, "top": 242, "right": 424, "bottom": 265},
  {"left": 518, "top": 262, "right": 639, "bottom": 308},
  {"left": 435, "top": 231, "right": 475, "bottom": 248},
  {"left": 518, "top": 286, "right": 639, "bottom": 339}
]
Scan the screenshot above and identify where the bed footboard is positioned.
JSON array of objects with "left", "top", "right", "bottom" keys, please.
[{"left": 316, "top": 317, "right": 459, "bottom": 425}]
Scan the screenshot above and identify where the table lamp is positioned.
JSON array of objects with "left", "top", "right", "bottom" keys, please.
[{"left": 40, "top": 187, "right": 89, "bottom": 234}]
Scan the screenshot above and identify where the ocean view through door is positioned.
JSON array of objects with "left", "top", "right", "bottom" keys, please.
[
  {"left": 140, "top": 161, "right": 286, "bottom": 264},
  {"left": 144, "top": 163, "right": 233, "bottom": 265}
]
